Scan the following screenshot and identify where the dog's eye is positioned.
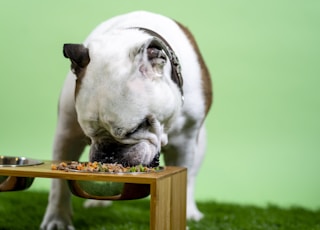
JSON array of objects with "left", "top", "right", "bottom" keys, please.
[
  {"left": 126, "top": 118, "right": 149, "bottom": 137},
  {"left": 127, "top": 127, "right": 138, "bottom": 136}
]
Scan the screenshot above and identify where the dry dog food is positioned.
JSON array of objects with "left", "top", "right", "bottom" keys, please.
[{"left": 51, "top": 161, "right": 160, "bottom": 173}]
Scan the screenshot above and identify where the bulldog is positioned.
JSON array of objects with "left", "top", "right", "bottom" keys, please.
[{"left": 41, "top": 11, "right": 212, "bottom": 230}]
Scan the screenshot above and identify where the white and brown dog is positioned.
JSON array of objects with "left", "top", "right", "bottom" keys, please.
[{"left": 41, "top": 11, "right": 212, "bottom": 230}]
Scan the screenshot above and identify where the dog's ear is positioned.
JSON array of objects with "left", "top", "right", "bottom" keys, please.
[
  {"left": 139, "top": 38, "right": 168, "bottom": 78},
  {"left": 147, "top": 38, "right": 167, "bottom": 67},
  {"left": 63, "top": 44, "right": 90, "bottom": 75}
]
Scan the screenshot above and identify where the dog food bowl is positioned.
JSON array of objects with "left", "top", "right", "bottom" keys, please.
[
  {"left": 67, "top": 165, "right": 164, "bottom": 200},
  {"left": 68, "top": 180, "right": 151, "bottom": 200},
  {"left": 0, "top": 156, "right": 43, "bottom": 191}
]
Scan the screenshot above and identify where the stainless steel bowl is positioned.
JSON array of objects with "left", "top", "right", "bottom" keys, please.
[
  {"left": 0, "top": 176, "right": 34, "bottom": 192},
  {"left": 0, "top": 156, "right": 43, "bottom": 192},
  {"left": 0, "top": 156, "right": 43, "bottom": 167},
  {"left": 67, "top": 166, "right": 164, "bottom": 200},
  {"left": 68, "top": 180, "right": 150, "bottom": 200}
]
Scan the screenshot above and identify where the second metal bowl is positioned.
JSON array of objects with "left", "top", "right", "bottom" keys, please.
[
  {"left": 0, "top": 156, "right": 43, "bottom": 192},
  {"left": 68, "top": 180, "right": 150, "bottom": 200}
]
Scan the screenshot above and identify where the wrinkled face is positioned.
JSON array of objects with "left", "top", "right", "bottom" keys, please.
[{"left": 63, "top": 30, "right": 182, "bottom": 166}]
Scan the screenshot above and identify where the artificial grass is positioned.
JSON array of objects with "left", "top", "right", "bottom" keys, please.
[{"left": 0, "top": 191, "right": 319, "bottom": 230}]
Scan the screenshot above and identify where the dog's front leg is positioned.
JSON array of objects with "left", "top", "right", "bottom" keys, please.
[
  {"left": 41, "top": 75, "right": 87, "bottom": 230},
  {"left": 41, "top": 125, "right": 87, "bottom": 230},
  {"left": 41, "top": 179, "right": 75, "bottom": 230}
]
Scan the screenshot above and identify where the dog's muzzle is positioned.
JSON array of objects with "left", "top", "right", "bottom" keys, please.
[{"left": 89, "top": 141, "right": 160, "bottom": 167}]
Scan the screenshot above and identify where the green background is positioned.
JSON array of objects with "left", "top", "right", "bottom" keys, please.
[{"left": 0, "top": 1, "right": 319, "bottom": 209}]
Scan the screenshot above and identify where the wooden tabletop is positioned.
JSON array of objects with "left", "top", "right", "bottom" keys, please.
[{"left": 0, "top": 161, "right": 186, "bottom": 184}]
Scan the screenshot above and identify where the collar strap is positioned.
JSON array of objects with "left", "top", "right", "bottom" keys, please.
[{"left": 135, "top": 27, "right": 184, "bottom": 101}]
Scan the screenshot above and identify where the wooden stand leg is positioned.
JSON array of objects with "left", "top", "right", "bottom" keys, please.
[{"left": 150, "top": 170, "right": 187, "bottom": 230}]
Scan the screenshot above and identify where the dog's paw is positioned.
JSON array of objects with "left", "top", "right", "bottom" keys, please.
[
  {"left": 187, "top": 208, "right": 204, "bottom": 221},
  {"left": 40, "top": 212, "right": 74, "bottom": 230},
  {"left": 83, "top": 200, "right": 113, "bottom": 208}
]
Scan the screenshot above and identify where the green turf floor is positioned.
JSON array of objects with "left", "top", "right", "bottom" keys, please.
[{"left": 0, "top": 191, "right": 319, "bottom": 230}]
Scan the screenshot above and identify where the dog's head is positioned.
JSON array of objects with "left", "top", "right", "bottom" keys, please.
[{"left": 63, "top": 29, "right": 183, "bottom": 166}]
